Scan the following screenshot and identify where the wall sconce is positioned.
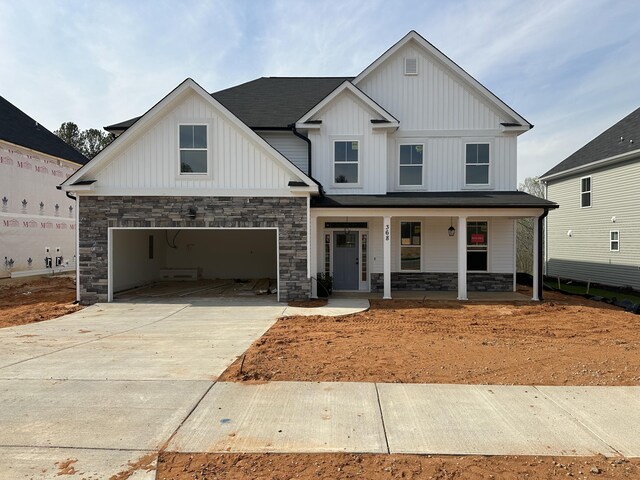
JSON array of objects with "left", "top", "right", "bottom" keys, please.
[
  {"left": 187, "top": 207, "right": 197, "bottom": 219},
  {"left": 448, "top": 217, "right": 455, "bottom": 237},
  {"left": 611, "top": 216, "right": 616, "bottom": 223},
  {"left": 567, "top": 230, "right": 572, "bottom": 237}
]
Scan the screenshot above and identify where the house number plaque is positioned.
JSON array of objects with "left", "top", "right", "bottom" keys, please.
[{"left": 385, "top": 224, "right": 390, "bottom": 242}]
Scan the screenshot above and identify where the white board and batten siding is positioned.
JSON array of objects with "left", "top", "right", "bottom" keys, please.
[
  {"left": 546, "top": 160, "right": 640, "bottom": 289},
  {"left": 257, "top": 131, "right": 309, "bottom": 174},
  {"left": 315, "top": 216, "right": 514, "bottom": 276},
  {"left": 355, "top": 40, "right": 518, "bottom": 192},
  {"left": 91, "top": 91, "right": 298, "bottom": 194},
  {"left": 308, "top": 91, "right": 388, "bottom": 195}
]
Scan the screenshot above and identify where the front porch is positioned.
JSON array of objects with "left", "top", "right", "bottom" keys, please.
[{"left": 310, "top": 201, "right": 549, "bottom": 301}]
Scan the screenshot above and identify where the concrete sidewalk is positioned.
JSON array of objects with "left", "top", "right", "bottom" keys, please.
[{"left": 168, "top": 381, "right": 640, "bottom": 457}]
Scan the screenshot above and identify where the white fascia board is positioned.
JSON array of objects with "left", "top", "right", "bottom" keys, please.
[
  {"left": 62, "top": 78, "right": 317, "bottom": 192},
  {"left": 60, "top": 183, "right": 94, "bottom": 192},
  {"left": 353, "top": 31, "right": 531, "bottom": 129},
  {"left": 540, "top": 148, "right": 640, "bottom": 182},
  {"left": 311, "top": 207, "right": 545, "bottom": 218},
  {"left": 295, "top": 81, "right": 399, "bottom": 128}
]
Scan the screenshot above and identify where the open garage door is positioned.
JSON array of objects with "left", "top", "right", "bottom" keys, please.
[{"left": 109, "top": 228, "right": 278, "bottom": 301}]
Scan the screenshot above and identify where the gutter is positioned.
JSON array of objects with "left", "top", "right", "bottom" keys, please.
[
  {"left": 537, "top": 208, "right": 550, "bottom": 301},
  {"left": 540, "top": 148, "right": 640, "bottom": 182},
  {"left": 57, "top": 184, "right": 76, "bottom": 201}
]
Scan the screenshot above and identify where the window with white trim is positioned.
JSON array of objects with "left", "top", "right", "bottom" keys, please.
[
  {"left": 400, "top": 222, "right": 421, "bottom": 271},
  {"left": 399, "top": 144, "right": 423, "bottom": 186},
  {"left": 465, "top": 143, "right": 490, "bottom": 185},
  {"left": 467, "top": 221, "right": 488, "bottom": 271},
  {"left": 610, "top": 230, "right": 619, "bottom": 252},
  {"left": 581, "top": 176, "right": 591, "bottom": 207},
  {"left": 334, "top": 141, "right": 359, "bottom": 184},
  {"left": 179, "top": 125, "right": 208, "bottom": 174}
]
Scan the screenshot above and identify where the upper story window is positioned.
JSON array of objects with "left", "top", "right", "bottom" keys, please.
[
  {"left": 399, "top": 144, "right": 424, "bottom": 186},
  {"left": 610, "top": 231, "right": 619, "bottom": 252},
  {"left": 179, "top": 124, "right": 208, "bottom": 174},
  {"left": 581, "top": 176, "right": 591, "bottom": 207},
  {"left": 467, "top": 221, "right": 488, "bottom": 271},
  {"left": 334, "top": 141, "right": 359, "bottom": 184},
  {"left": 465, "top": 143, "right": 490, "bottom": 186}
]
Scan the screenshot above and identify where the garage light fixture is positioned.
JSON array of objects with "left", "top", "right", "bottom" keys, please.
[{"left": 187, "top": 207, "right": 197, "bottom": 219}]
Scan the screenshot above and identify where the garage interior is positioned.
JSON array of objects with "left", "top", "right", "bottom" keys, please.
[{"left": 111, "top": 228, "right": 278, "bottom": 299}]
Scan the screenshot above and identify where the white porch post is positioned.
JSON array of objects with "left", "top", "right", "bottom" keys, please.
[
  {"left": 532, "top": 216, "right": 540, "bottom": 301},
  {"left": 383, "top": 216, "right": 392, "bottom": 299},
  {"left": 457, "top": 215, "right": 467, "bottom": 300}
]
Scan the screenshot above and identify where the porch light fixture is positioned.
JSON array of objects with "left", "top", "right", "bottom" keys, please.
[{"left": 448, "top": 217, "right": 456, "bottom": 237}]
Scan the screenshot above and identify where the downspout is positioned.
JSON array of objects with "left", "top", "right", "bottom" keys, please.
[
  {"left": 289, "top": 123, "right": 312, "bottom": 178},
  {"left": 537, "top": 208, "right": 549, "bottom": 301}
]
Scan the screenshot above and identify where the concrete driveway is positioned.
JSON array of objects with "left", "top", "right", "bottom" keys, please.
[{"left": 0, "top": 297, "right": 284, "bottom": 479}]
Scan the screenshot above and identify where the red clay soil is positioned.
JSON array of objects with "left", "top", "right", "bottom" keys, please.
[
  {"left": 287, "top": 298, "right": 328, "bottom": 308},
  {"left": 157, "top": 452, "right": 640, "bottom": 480},
  {"left": 0, "top": 275, "right": 82, "bottom": 328},
  {"left": 220, "top": 290, "right": 640, "bottom": 386}
]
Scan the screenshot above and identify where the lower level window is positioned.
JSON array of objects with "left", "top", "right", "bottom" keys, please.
[
  {"left": 467, "top": 221, "right": 488, "bottom": 271},
  {"left": 610, "top": 231, "right": 619, "bottom": 251},
  {"left": 400, "top": 222, "right": 421, "bottom": 270}
]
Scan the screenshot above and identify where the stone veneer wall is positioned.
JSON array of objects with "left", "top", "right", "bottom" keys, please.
[
  {"left": 370, "top": 272, "right": 513, "bottom": 293},
  {"left": 78, "top": 196, "right": 308, "bottom": 304}
]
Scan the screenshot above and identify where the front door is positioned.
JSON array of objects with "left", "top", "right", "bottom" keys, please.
[{"left": 333, "top": 232, "right": 359, "bottom": 290}]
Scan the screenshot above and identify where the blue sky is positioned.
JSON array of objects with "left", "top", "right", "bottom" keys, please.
[{"left": 1, "top": 0, "right": 639, "bottom": 180}]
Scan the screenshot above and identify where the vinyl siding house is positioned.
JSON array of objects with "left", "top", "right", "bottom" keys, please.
[
  {"left": 60, "top": 31, "right": 556, "bottom": 304},
  {"left": 541, "top": 106, "right": 640, "bottom": 290},
  {"left": 0, "top": 96, "right": 88, "bottom": 278}
]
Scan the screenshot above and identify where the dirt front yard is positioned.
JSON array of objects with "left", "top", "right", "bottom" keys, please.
[
  {"left": 157, "top": 452, "right": 640, "bottom": 480},
  {"left": 0, "top": 275, "right": 82, "bottom": 328},
  {"left": 221, "top": 290, "right": 640, "bottom": 386}
]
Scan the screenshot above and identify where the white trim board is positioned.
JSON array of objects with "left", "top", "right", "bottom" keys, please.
[{"left": 106, "top": 226, "right": 280, "bottom": 302}]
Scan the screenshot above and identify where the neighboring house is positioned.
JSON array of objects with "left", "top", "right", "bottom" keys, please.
[
  {"left": 0, "top": 96, "right": 88, "bottom": 278},
  {"left": 60, "top": 31, "right": 556, "bottom": 304},
  {"left": 541, "top": 107, "right": 640, "bottom": 290}
]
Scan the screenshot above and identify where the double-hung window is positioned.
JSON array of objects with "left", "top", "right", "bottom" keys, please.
[
  {"left": 467, "top": 221, "right": 488, "bottom": 271},
  {"left": 610, "top": 231, "right": 619, "bottom": 252},
  {"left": 581, "top": 176, "right": 591, "bottom": 207},
  {"left": 399, "top": 144, "right": 424, "bottom": 186},
  {"left": 334, "top": 141, "right": 359, "bottom": 184},
  {"left": 400, "top": 222, "right": 421, "bottom": 271},
  {"left": 179, "top": 125, "right": 208, "bottom": 174},
  {"left": 465, "top": 143, "right": 490, "bottom": 185}
]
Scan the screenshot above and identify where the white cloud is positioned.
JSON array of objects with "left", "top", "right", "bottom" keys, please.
[{"left": 1, "top": 0, "right": 639, "bottom": 183}]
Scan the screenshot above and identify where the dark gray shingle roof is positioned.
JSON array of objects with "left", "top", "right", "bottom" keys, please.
[
  {"left": 0, "top": 96, "right": 89, "bottom": 165},
  {"left": 542, "top": 106, "right": 640, "bottom": 179},
  {"left": 311, "top": 191, "right": 557, "bottom": 209},
  {"left": 105, "top": 77, "right": 351, "bottom": 132}
]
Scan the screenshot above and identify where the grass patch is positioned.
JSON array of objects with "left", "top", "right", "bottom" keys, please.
[{"left": 548, "top": 280, "right": 640, "bottom": 304}]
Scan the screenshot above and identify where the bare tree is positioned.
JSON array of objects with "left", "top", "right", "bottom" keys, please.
[{"left": 517, "top": 177, "right": 545, "bottom": 274}]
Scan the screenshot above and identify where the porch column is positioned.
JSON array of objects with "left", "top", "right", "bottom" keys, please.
[
  {"left": 532, "top": 216, "right": 540, "bottom": 301},
  {"left": 309, "top": 214, "right": 318, "bottom": 298},
  {"left": 457, "top": 215, "right": 467, "bottom": 300},
  {"left": 383, "top": 216, "right": 391, "bottom": 299}
]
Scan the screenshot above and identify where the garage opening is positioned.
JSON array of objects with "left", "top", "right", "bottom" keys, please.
[{"left": 109, "top": 228, "right": 278, "bottom": 300}]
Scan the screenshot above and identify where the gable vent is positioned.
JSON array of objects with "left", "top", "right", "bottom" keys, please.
[{"left": 404, "top": 57, "right": 418, "bottom": 75}]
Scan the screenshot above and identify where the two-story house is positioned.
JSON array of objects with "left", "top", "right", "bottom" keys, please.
[
  {"left": 541, "top": 106, "right": 640, "bottom": 290},
  {"left": 1, "top": 96, "right": 88, "bottom": 278},
  {"left": 60, "top": 31, "right": 556, "bottom": 304}
]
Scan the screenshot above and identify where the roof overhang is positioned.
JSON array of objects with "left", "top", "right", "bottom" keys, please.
[
  {"left": 540, "top": 148, "right": 640, "bottom": 182},
  {"left": 295, "top": 81, "right": 399, "bottom": 130}
]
